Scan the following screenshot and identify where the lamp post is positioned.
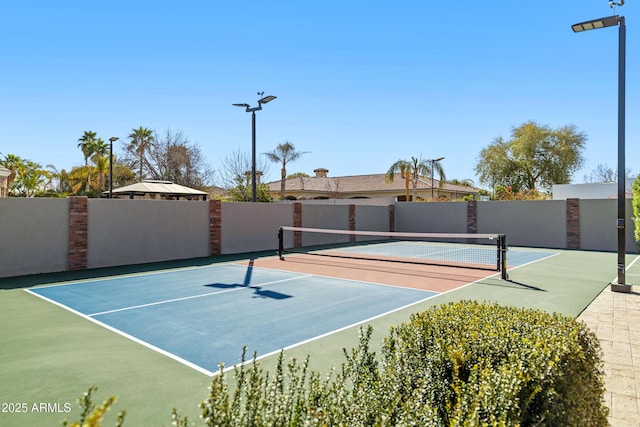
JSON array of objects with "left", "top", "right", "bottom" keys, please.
[
  {"left": 572, "top": 6, "right": 629, "bottom": 292},
  {"left": 430, "top": 157, "right": 444, "bottom": 201},
  {"left": 233, "top": 94, "right": 277, "bottom": 202},
  {"left": 108, "top": 137, "right": 119, "bottom": 199}
]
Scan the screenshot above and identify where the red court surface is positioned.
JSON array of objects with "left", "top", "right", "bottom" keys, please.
[{"left": 245, "top": 254, "right": 499, "bottom": 293}]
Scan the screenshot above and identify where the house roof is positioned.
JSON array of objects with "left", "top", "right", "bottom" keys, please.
[
  {"left": 109, "top": 180, "right": 208, "bottom": 197},
  {"left": 267, "top": 173, "right": 478, "bottom": 195},
  {"left": 0, "top": 166, "right": 11, "bottom": 178}
]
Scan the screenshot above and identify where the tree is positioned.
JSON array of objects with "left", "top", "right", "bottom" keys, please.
[
  {"left": 217, "top": 148, "right": 270, "bottom": 191},
  {"left": 584, "top": 164, "right": 616, "bottom": 183},
  {"left": 127, "top": 126, "right": 155, "bottom": 180},
  {"left": 0, "top": 154, "right": 48, "bottom": 197},
  {"left": 475, "top": 122, "right": 586, "bottom": 193},
  {"left": 584, "top": 164, "right": 634, "bottom": 184},
  {"left": 263, "top": 141, "right": 307, "bottom": 199},
  {"left": 91, "top": 138, "right": 109, "bottom": 192},
  {"left": 0, "top": 153, "right": 22, "bottom": 190},
  {"left": 385, "top": 160, "right": 411, "bottom": 201},
  {"left": 144, "top": 129, "right": 214, "bottom": 189},
  {"left": 385, "top": 156, "right": 446, "bottom": 201},
  {"left": 77, "top": 130, "right": 98, "bottom": 192}
]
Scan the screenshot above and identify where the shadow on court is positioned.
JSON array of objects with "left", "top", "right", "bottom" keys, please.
[{"left": 204, "top": 259, "right": 293, "bottom": 300}]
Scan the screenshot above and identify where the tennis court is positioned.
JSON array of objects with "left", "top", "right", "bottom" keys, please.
[
  {"left": 1, "top": 228, "right": 630, "bottom": 426},
  {"left": 25, "top": 230, "right": 552, "bottom": 376}
]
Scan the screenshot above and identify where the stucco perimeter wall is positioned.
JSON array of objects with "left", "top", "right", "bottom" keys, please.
[
  {"left": 477, "top": 200, "right": 566, "bottom": 248},
  {"left": 87, "top": 199, "right": 210, "bottom": 269},
  {"left": 0, "top": 198, "right": 68, "bottom": 277},
  {"left": 580, "top": 199, "right": 636, "bottom": 252},
  {"left": 394, "top": 202, "right": 467, "bottom": 233},
  {"left": 221, "top": 202, "right": 292, "bottom": 254},
  {"left": 355, "top": 205, "right": 390, "bottom": 231}
]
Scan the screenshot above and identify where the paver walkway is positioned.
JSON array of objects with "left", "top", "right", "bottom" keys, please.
[{"left": 578, "top": 285, "right": 640, "bottom": 427}]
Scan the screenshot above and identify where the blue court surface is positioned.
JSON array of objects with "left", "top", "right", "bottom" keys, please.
[{"left": 27, "top": 263, "right": 437, "bottom": 375}]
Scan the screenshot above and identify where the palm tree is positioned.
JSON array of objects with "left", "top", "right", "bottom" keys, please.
[
  {"left": 77, "top": 131, "right": 97, "bottom": 192},
  {"left": 91, "top": 138, "right": 109, "bottom": 191},
  {"left": 385, "top": 160, "right": 412, "bottom": 201},
  {"left": 263, "top": 141, "right": 307, "bottom": 199},
  {"left": 386, "top": 156, "right": 446, "bottom": 201},
  {"left": 0, "top": 153, "right": 23, "bottom": 192},
  {"left": 128, "top": 126, "right": 154, "bottom": 181}
]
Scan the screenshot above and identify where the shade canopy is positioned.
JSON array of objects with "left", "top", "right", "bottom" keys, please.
[{"left": 107, "top": 180, "right": 208, "bottom": 200}]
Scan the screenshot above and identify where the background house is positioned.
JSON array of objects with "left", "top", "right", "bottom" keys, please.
[{"left": 267, "top": 168, "right": 478, "bottom": 201}]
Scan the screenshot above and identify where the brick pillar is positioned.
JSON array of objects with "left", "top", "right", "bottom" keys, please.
[
  {"left": 467, "top": 200, "right": 478, "bottom": 234},
  {"left": 566, "top": 198, "right": 580, "bottom": 249},
  {"left": 209, "top": 200, "right": 222, "bottom": 256},
  {"left": 349, "top": 204, "right": 356, "bottom": 242},
  {"left": 293, "top": 202, "right": 302, "bottom": 247},
  {"left": 68, "top": 196, "right": 88, "bottom": 271},
  {"left": 389, "top": 204, "right": 395, "bottom": 232}
]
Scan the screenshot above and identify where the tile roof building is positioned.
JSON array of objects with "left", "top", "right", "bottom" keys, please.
[{"left": 267, "top": 168, "right": 478, "bottom": 201}]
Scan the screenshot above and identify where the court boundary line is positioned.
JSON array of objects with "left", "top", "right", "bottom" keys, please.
[
  {"left": 505, "top": 251, "right": 560, "bottom": 272},
  {"left": 24, "top": 288, "right": 217, "bottom": 377},
  {"left": 26, "top": 260, "right": 254, "bottom": 290},
  {"left": 610, "top": 254, "right": 640, "bottom": 284}
]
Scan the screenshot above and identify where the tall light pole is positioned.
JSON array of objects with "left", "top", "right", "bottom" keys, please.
[
  {"left": 430, "top": 157, "right": 444, "bottom": 201},
  {"left": 108, "top": 137, "right": 119, "bottom": 199},
  {"left": 233, "top": 94, "right": 277, "bottom": 202},
  {"left": 572, "top": 3, "right": 629, "bottom": 292}
]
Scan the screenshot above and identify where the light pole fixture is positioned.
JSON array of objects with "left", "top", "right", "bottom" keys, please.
[
  {"left": 572, "top": 5, "right": 629, "bottom": 292},
  {"left": 430, "top": 157, "right": 444, "bottom": 201},
  {"left": 108, "top": 137, "right": 119, "bottom": 199},
  {"left": 233, "top": 94, "right": 277, "bottom": 202}
]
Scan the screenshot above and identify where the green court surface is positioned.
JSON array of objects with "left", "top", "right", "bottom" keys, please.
[{"left": 0, "top": 249, "right": 637, "bottom": 426}]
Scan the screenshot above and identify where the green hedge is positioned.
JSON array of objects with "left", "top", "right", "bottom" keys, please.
[{"left": 379, "top": 301, "right": 608, "bottom": 426}]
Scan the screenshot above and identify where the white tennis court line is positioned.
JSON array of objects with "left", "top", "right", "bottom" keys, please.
[
  {"left": 87, "top": 274, "right": 313, "bottom": 317},
  {"left": 224, "top": 267, "right": 500, "bottom": 374},
  {"left": 609, "top": 254, "right": 640, "bottom": 284},
  {"left": 27, "top": 260, "right": 251, "bottom": 289},
  {"left": 25, "top": 288, "right": 217, "bottom": 377}
]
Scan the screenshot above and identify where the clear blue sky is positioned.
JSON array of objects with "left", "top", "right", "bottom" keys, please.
[{"left": 1, "top": 0, "right": 638, "bottom": 187}]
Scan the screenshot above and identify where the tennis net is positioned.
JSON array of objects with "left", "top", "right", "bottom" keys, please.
[{"left": 278, "top": 226, "right": 507, "bottom": 279}]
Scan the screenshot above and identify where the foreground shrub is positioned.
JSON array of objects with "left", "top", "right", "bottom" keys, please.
[
  {"left": 62, "top": 385, "right": 125, "bottom": 427},
  {"left": 380, "top": 300, "right": 608, "bottom": 426},
  {"left": 182, "top": 301, "right": 608, "bottom": 426}
]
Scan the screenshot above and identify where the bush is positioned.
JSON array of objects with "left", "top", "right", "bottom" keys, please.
[
  {"left": 184, "top": 301, "right": 608, "bottom": 426},
  {"left": 380, "top": 301, "right": 608, "bottom": 426}
]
